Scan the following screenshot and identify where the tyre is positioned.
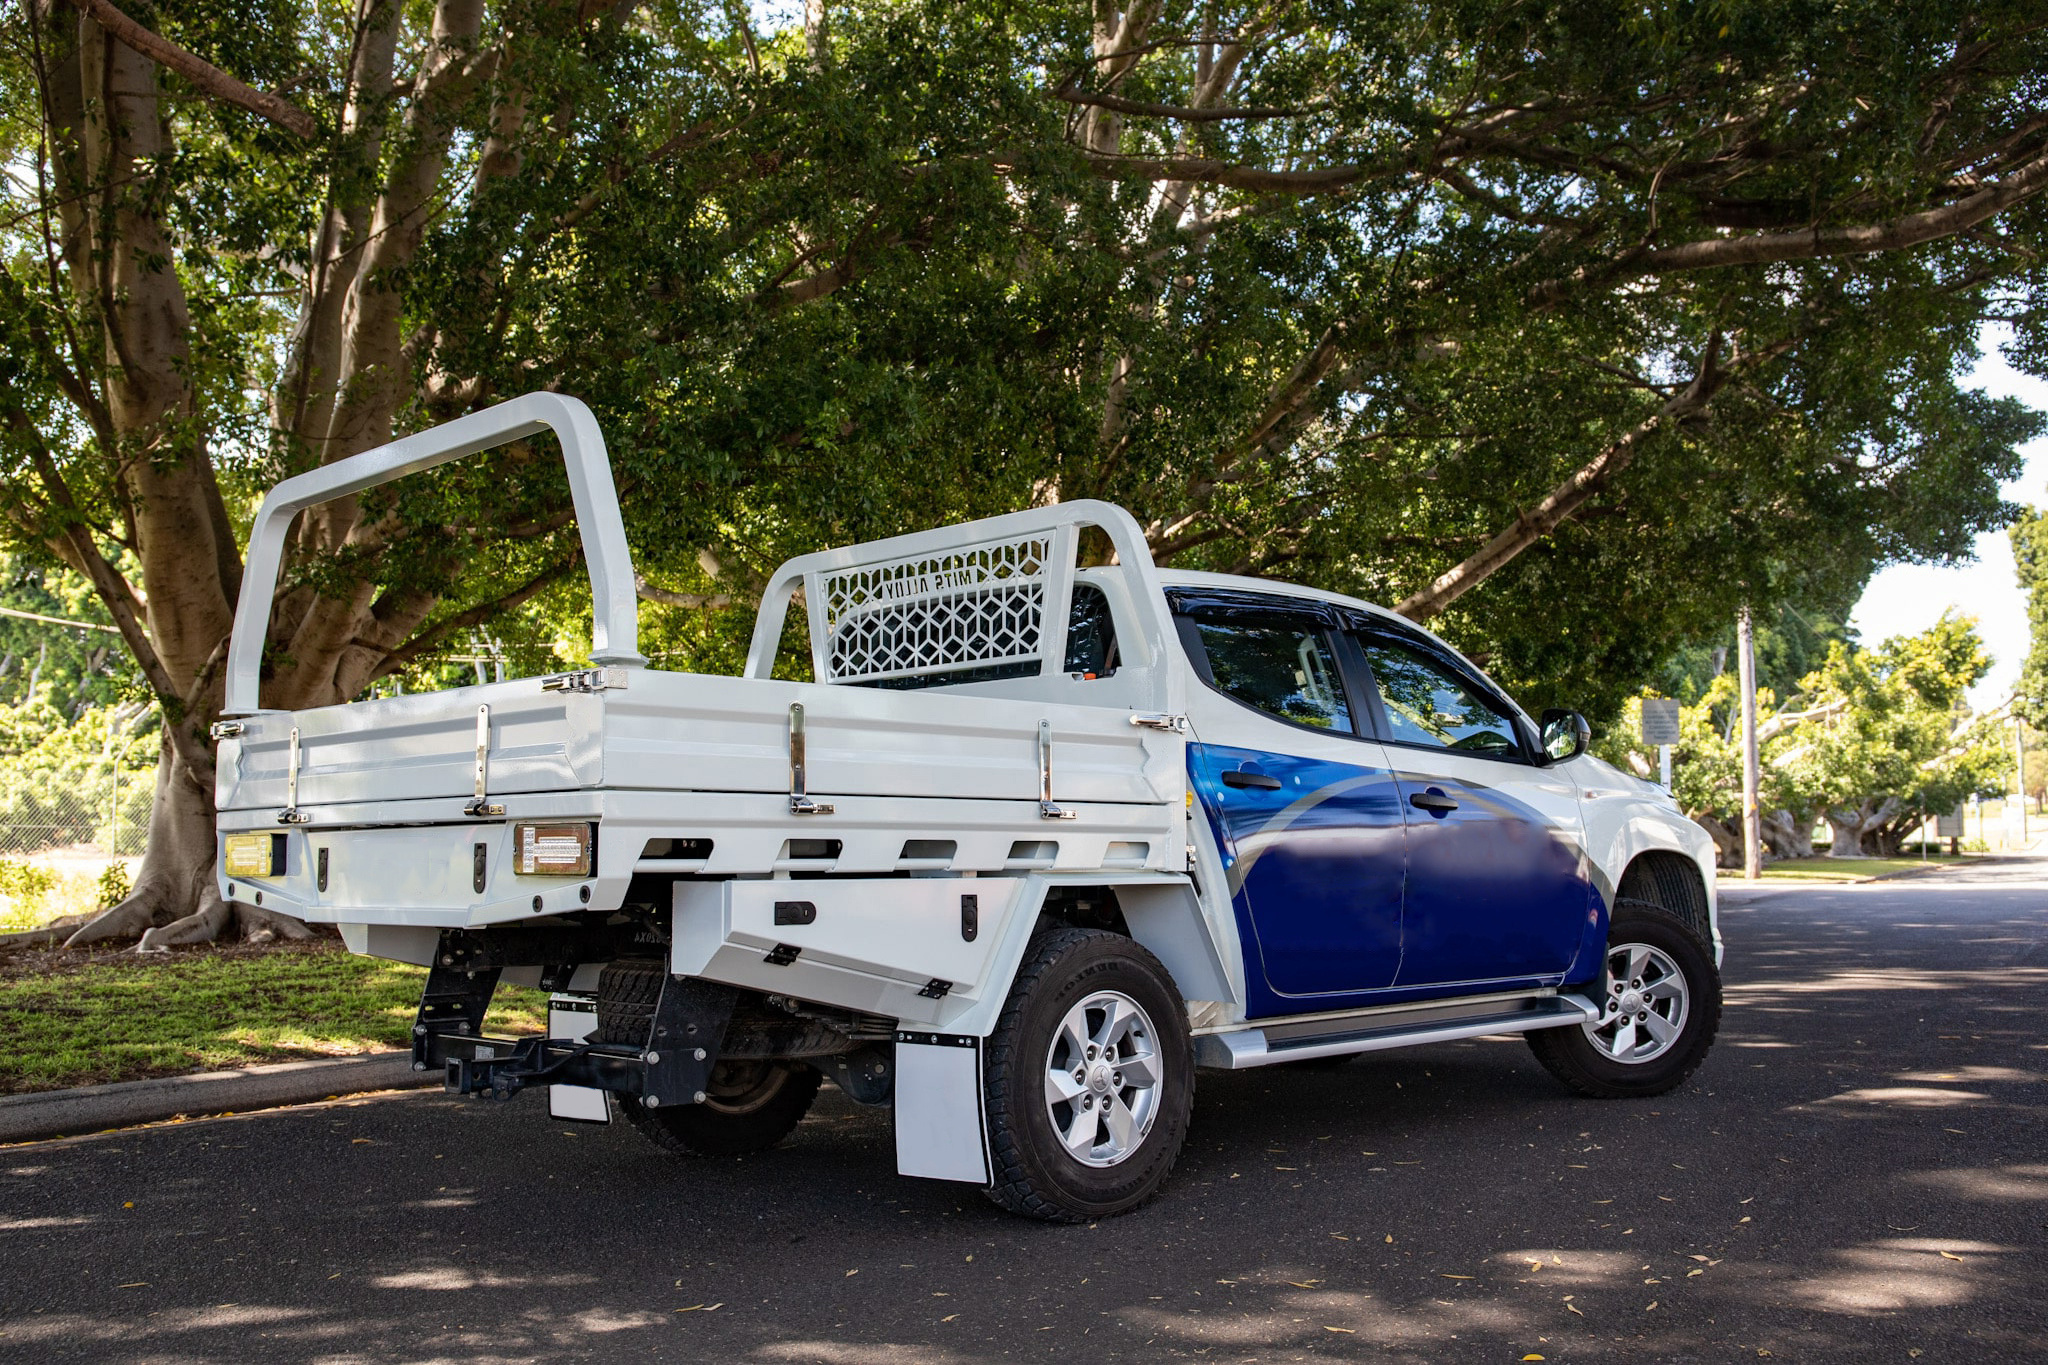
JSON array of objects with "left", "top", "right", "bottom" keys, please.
[
  {"left": 621, "top": 1059, "right": 823, "bottom": 1157},
  {"left": 594, "top": 959, "right": 822, "bottom": 1157},
  {"left": 983, "top": 925, "right": 1195, "bottom": 1222},
  {"left": 1527, "top": 904, "right": 1721, "bottom": 1098}
]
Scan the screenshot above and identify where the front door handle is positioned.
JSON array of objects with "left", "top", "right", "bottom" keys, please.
[
  {"left": 1221, "top": 769, "right": 1282, "bottom": 790},
  {"left": 1409, "top": 790, "right": 1459, "bottom": 814}
]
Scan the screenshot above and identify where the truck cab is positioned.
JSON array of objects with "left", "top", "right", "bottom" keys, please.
[{"left": 214, "top": 393, "right": 1723, "bottom": 1221}]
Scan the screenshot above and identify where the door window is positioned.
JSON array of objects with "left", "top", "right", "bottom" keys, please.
[
  {"left": 1190, "top": 618, "right": 1353, "bottom": 733},
  {"left": 1357, "top": 637, "right": 1521, "bottom": 758}
]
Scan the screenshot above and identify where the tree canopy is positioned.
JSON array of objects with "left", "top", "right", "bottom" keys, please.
[{"left": 2, "top": 0, "right": 2046, "bottom": 939}]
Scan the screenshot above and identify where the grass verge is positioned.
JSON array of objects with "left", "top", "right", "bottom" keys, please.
[
  {"left": 0, "top": 938, "right": 545, "bottom": 1095},
  {"left": 1719, "top": 853, "right": 1973, "bottom": 883}
]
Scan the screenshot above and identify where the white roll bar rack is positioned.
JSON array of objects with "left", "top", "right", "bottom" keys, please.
[{"left": 223, "top": 392, "right": 644, "bottom": 716}]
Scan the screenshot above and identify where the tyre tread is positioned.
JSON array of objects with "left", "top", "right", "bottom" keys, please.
[{"left": 982, "top": 925, "right": 1192, "bottom": 1222}]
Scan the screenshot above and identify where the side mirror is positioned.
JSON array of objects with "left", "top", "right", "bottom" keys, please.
[{"left": 1540, "top": 708, "right": 1590, "bottom": 765}]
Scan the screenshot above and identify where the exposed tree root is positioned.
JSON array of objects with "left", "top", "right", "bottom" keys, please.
[
  {"left": 64, "top": 890, "right": 171, "bottom": 948},
  {"left": 65, "top": 885, "right": 313, "bottom": 951},
  {"left": 0, "top": 914, "right": 94, "bottom": 952}
]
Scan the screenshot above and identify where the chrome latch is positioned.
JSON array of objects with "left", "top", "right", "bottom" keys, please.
[
  {"left": 788, "top": 702, "right": 834, "bottom": 816},
  {"left": 210, "top": 720, "right": 246, "bottom": 740},
  {"left": 1039, "top": 719, "right": 1076, "bottom": 821},
  {"left": 464, "top": 704, "right": 505, "bottom": 817},
  {"left": 1128, "top": 712, "right": 1188, "bottom": 733},
  {"left": 276, "top": 725, "right": 312, "bottom": 825},
  {"left": 540, "top": 667, "right": 629, "bottom": 693}
]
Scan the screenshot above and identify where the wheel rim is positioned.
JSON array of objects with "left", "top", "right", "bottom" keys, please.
[
  {"left": 701, "top": 1060, "right": 788, "bottom": 1114},
  {"left": 1582, "top": 942, "right": 1690, "bottom": 1064},
  {"left": 1042, "top": 990, "right": 1163, "bottom": 1168}
]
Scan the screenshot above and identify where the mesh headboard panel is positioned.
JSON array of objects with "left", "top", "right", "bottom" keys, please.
[{"left": 814, "top": 533, "right": 1055, "bottom": 684}]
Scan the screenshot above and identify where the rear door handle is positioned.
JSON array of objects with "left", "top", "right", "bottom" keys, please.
[
  {"left": 1408, "top": 790, "right": 1459, "bottom": 813},
  {"left": 1221, "top": 769, "right": 1282, "bottom": 790}
]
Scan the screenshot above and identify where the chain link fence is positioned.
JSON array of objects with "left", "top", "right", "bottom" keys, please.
[{"left": 0, "top": 752, "right": 155, "bottom": 857}]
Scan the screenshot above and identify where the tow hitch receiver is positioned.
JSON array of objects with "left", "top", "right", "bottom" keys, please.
[{"left": 412, "top": 956, "right": 737, "bottom": 1108}]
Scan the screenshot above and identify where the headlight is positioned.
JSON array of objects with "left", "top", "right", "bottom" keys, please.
[{"left": 515, "top": 821, "right": 595, "bottom": 876}]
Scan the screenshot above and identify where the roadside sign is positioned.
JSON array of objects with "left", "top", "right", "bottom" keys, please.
[
  {"left": 1640, "top": 698, "right": 1681, "bottom": 747},
  {"left": 1936, "top": 805, "right": 1963, "bottom": 837}
]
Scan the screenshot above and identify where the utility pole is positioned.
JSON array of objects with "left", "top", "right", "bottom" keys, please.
[
  {"left": 1738, "top": 606, "right": 1762, "bottom": 879},
  {"left": 2017, "top": 717, "right": 2029, "bottom": 845}
]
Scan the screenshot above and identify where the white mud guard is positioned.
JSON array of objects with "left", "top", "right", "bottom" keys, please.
[{"left": 893, "top": 1031, "right": 992, "bottom": 1184}]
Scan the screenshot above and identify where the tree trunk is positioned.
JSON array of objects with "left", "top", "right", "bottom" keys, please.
[
  {"left": 1761, "top": 808, "right": 1816, "bottom": 860},
  {"left": 66, "top": 737, "right": 311, "bottom": 949},
  {"left": 1824, "top": 797, "right": 1896, "bottom": 858},
  {"left": 1691, "top": 814, "right": 1742, "bottom": 868}
]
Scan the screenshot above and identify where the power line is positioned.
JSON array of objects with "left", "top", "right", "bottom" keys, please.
[{"left": 0, "top": 604, "right": 121, "bottom": 634}]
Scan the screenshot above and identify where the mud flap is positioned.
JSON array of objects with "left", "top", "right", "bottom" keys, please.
[
  {"left": 547, "top": 995, "right": 609, "bottom": 1123},
  {"left": 893, "top": 1031, "right": 991, "bottom": 1185}
]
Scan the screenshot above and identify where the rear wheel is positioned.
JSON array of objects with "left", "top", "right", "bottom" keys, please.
[
  {"left": 983, "top": 926, "right": 1194, "bottom": 1222},
  {"left": 1527, "top": 905, "right": 1721, "bottom": 1098},
  {"left": 595, "top": 959, "right": 822, "bottom": 1157},
  {"left": 621, "top": 1059, "right": 822, "bottom": 1157}
]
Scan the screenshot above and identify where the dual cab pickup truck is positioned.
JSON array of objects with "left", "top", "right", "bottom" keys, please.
[{"left": 214, "top": 393, "right": 1722, "bottom": 1221}]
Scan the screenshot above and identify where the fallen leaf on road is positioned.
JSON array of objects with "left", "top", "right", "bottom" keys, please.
[
  {"left": 1441, "top": 1274, "right": 1474, "bottom": 1280},
  {"left": 1646, "top": 1302, "right": 1658, "bottom": 1311},
  {"left": 1938, "top": 1251, "right": 1964, "bottom": 1262},
  {"left": 1687, "top": 1269, "right": 1704, "bottom": 1277},
  {"left": 941, "top": 1314, "right": 959, "bottom": 1322},
  {"left": 1324, "top": 1326, "right": 1355, "bottom": 1334},
  {"left": 1565, "top": 1304, "right": 1583, "bottom": 1317},
  {"left": 846, "top": 1269, "right": 859, "bottom": 1277},
  {"left": 1287, "top": 1280, "right": 1322, "bottom": 1289}
]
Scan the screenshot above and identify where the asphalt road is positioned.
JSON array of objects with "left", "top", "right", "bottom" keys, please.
[{"left": 3, "top": 859, "right": 2045, "bottom": 1363}]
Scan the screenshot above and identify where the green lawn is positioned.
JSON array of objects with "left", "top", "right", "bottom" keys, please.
[
  {"left": 1719, "top": 853, "right": 1971, "bottom": 883},
  {"left": 0, "top": 939, "right": 545, "bottom": 1095}
]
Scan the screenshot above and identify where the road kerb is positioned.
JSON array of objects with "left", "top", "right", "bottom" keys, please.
[{"left": 0, "top": 1052, "right": 439, "bottom": 1144}]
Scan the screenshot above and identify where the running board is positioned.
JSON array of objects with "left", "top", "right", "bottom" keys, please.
[{"left": 1195, "top": 994, "right": 1599, "bottom": 1070}]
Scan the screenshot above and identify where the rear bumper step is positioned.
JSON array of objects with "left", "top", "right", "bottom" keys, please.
[{"left": 1195, "top": 994, "right": 1598, "bottom": 1069}]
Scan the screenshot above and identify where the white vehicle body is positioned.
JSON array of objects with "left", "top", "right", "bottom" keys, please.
[{"left": 214, "top": 394, "right": 1719, "bottom": 1191}]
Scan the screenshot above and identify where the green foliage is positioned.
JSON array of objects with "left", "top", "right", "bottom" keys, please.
[
  {"left": 95, "top": 859, "right": 131, "bottom": 910},
  {"left": 2, "top": 0, "right": 2043, "bottom": 732},
  {"left": 1613, "top": 614, "right": 2011, "bottom": 857},
  {"left": 2012, "top": 504, "right": 2048, "bottom": 727},
  {"left": 0, "top": 857, "right": 55, "bottom": 904},
  {"left": 0, "top": 557, "right": 142, "bottom": 713},
  {"left": 0, "top": 699, "right": 158, "bottom": 855}
]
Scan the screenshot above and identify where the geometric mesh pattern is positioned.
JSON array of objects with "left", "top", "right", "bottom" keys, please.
[{"left": 820, "top": 535, "right": 1052, "bottom": 683}]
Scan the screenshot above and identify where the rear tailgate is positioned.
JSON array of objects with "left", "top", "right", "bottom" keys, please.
[
  {"left": 222, "top": 670, "right": 1174, "bottom": 816},
  {"left": 217, "top": 681, "right": 599, "bottom": 813}
]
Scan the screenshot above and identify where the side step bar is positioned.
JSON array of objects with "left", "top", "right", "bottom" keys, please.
[{"left": 1196, "top": 993, "right": 1599, "bottom": 1070}]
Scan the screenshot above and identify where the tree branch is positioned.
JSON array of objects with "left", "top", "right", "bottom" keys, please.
[
  {"left": 1053, "top": 87, "right": 1314, "bottom": 122},
  {"left": 367, "top": 556, "right": 583, "bottom": 680},
  {"left": 1394, "top": 333, "right": 1735, "bottom": 621},
  {"left": 1532, "top": 143, "right": 2048, "bottom": 304},
  {"left": 63, "top": 0, "right": 318, "bottom": 138}
]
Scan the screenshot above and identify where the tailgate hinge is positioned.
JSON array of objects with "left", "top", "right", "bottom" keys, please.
[
  {"left": 540, "top": 666, "right": 629, "bottom": 693},
  {"left": 917, "top": 978, "right": 952, "bottom": 1000},
  {"left": 1128, "top": 712, "right": 1188, "bottom": 733},
  {"left": 1038, "top": 719, "right": 1076, "bottom": 820},
  {"left": 464, "top": 704, "right": 505, "bottom": 817},
  {"left": 787, "top": 702, "right": 834, "bottom": 815},
  {"left": 276, "top": 725, "right": 312, "bottom": 825}
]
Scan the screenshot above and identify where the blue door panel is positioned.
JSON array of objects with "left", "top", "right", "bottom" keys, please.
[
  {"left": 1190, "top": 743, "right": 1405, "bottom": 1005},
  {"left": 1391, "top": 772, "right": 1591, "bottom": 986}
]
